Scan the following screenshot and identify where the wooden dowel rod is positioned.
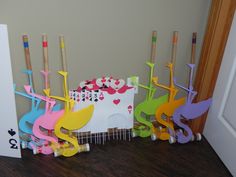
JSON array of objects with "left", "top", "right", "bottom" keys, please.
[
  {"left": 188, "top": 32, "right": 197, "bottom": 86},
  {"left": 150, "top": 31, "right": 157, "bottom": 63},
  {"left": 22, "top": 35, "right": 32, "bottom": 70},
  {"left": 42, "top": 34, "right": 49, "bottom": 72},
  {"left": 22, "top": 35, "right": 35, "bottom": 89},
  {"left": 191, "top": 32, "right": 197, "bottom": 64},
  {"left": 59, "top": 35, "right": 70, "bottom": 100},
  {"left": 59, "top": 35, "right": 67, "bottom": 72},
  {"left": 171, "top": 31, "right": 179, "bottom": 66},
  {"left": 42, "top": 34, "right": 50, "bottom": 88}
]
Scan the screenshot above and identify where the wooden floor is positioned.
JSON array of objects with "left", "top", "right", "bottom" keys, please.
[{"left": 0, "top": 136, "right": 232, "bottom": 177}]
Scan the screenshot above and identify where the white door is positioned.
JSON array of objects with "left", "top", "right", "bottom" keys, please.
[{"left": 204, "top": 12, "right": 236, "bottom": 176}]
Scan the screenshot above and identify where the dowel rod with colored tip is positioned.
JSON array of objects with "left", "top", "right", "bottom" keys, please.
[
  {"left": 22, "top": 34, "right": 35, "bottom": 90},
  {"left": 150, "top": 31, "right": 157, "bottom": 63},
  {"left": 42, "top": 34, "right": 50, "bottom": 88},
  {"left": 171, "top": 31, "right": 179, "bottom": 66},
  {"left": 191, "top": 32, "right": 197, "bottom": 64},
  {"left": 22, "top": 35, "right": 32, "bottom": 70}
]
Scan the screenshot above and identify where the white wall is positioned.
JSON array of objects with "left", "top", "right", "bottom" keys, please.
[{"left": 0, "top": 0, "right": 211, "bottom": 117}]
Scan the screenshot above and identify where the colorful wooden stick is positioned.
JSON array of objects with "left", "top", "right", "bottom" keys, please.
[
  {"left": 59, "top": 35, "right": 67, "bottom": 72},
  {"left": 15, "top": 71, "right": 46, "bottom": 150},
  {"left": 188, "top": 32, "right": 197, "bottom": 86},
  {"left": 22, "top": 35, "right": 32, "bottom": 69},
  {"left": 23, "top": 34, "right": 62, "bottom": 154},
  {"left": 45, "top": 36, "right": 93, "bottom": 157},
  {"left": 21, "top": 78, "right": 61, "bottom": 153},
  {"left": 132, "top": 31, "right": 168, "bottom": 138},
  {"left": 25, "top": 84, "right": 62, "bottom": 154},
  {"left": 16, "top": 82, "right": 43, "bottom": 135},
  {"left": 150, "top": 31, "right": 157, "bottom": 64},
  {"left": 171, "top": 31, "right": 178, "bottom": 71},
  {"left": 191, "top": 32, "right": 197, "bottom": 64},
  {"left": 22, "top": 35, "right": 35, "bottom": 90},
  {"left": 148, "top": 31, "right": 157, "bottom": 99},
  {"left": 172, "top": 32, "right": 212, "bottom": 143},
  {"left": 15, "top": 35, "right": 45, "bottom": 150},
  {"left": 59, "top": 35, "right": 70, "bottom": 110},
  {"left": 151, "top": 31, "right": 186, "bottom": 142},
  {"left": 42, "top": 34, "right": 50, "bottom": 89}
]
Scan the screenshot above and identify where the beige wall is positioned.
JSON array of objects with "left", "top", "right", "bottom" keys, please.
[{"left": 0, "top": 0, "right": 211, "bottom": 117}]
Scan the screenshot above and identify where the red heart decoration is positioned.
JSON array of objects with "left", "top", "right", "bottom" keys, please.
[
  {"left": 115, "top": 80, "right": 120, "bottom": 85},
  {"left": 113, "top": 99, "right": 120, "bottom": 105},
  {"left": 101, "top": 77, "right": 106, "bottom": 83}
]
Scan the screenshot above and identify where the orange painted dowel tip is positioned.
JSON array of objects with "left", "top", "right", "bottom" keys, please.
[{"left": 172, "top": 31, "right": 179, "bottom": 44}]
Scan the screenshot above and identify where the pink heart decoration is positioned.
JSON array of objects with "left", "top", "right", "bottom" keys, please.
[
  {"left": 115, "top": 80, "right": 120, "bottom": 85},
  {"left": 101, "top": 77, "right": 106, "bottom": 83},
  {"left": 113, "top": 99, "right": 120, "bottom": 105}
]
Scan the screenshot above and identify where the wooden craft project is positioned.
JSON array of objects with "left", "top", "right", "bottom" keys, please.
[
  {"left": 45, "top": 35, "right": 94, "bottom": 157},
  {"left": 17, "top": 36, "right": 42, "bottom": 135},
  {"left": 172, "top": 33, "right": 212, "bottom": 143},
  {"left": 16, "top": 35, "right": 60, "bottom": 150},
  {"left": 22, "top": 35, "right": 64, "bottom": 155},
  {"left": 131, "top": 31, "right": 168, "bottom": 138},
  {"left": 71, "top": 76, "right": 135, "bottom": 144},
  {"left": 152, "top": 31, "right": 186, "bottom": 142},
  {"left": 15, "top": 36, "right": 46, "bottom": 148},
  {"left": 25, "top": 72, "right": 64, "bottom": 155},
  {"left": 15, "top": 70, "right": 44, "bottom": 149},
  {"left": 22, "top": 35, "right": 35, "bottom": 89},
  {"left": 9, "top": 30, "right": 213, "bottom": 159},
  {"left": 16, "top": 70, "right": 43, "bottom": 136}
]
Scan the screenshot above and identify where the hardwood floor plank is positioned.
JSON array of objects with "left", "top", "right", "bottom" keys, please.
[{"left": 0, "top": 137, "right": 232, "bottom": 177}]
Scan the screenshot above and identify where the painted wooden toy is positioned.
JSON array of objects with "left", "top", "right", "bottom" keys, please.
[
  {"left": 71, "top": 76, "right": 135, "bottom": 144},
  {"left": 22, "top": 36, "right": 64, "bottom": 155},
  {"left": 151, "top": 31, "right": 186, "bottom": 142},
  {"left": 15, "top": 35, "right": 45, "bottom": 148},
  {"left": 48, "top": 71, "right": 94, "bottom": 157},
  {"left": 16, "top": 35, "right": 61, "bottom": 150},
  {"left": 14, "top": 78, "right": 44, "bottom": 150},
  {"left": 25, "top": 75, "right": 64, "bottom": 154},
  {"left": 17, "top": 36, "right": 43, "bottom": 137},
  {"left": 15, "top": 70, "right": 43, "bottom": 136},
  {"left": 14, "top": 35, "right": 60, "bottom": 149},
  {"left": 131, "top": 31, "right": 168, "bottom": 139},
  {"left": 172, "top": 33, "right": 212, "bottom": 143},
  {"left": 44, "top": 35, "right": 94, "bottom": 157},
  {"left": 12, "top": 31, "right": 212, "bottom": 159}
]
